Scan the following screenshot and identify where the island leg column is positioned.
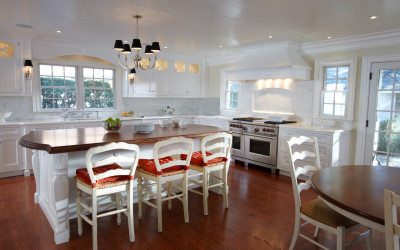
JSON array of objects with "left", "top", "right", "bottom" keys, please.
[
  {"left": 32, "top": 150, "right": 40, "bottom": 203},
  {"left": 38, "top": 151, "right": 70, "bottom": 244}
]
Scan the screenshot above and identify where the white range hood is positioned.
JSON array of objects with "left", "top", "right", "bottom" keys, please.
[{"left": 222, "top": 43, "right": 312, "bottom": 81}]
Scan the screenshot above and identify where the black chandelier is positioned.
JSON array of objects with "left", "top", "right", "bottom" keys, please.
[{"left": 113, "top": 14, "right": 161, "bottom": 80}]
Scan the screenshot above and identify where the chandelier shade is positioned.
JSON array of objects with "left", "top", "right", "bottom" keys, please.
[
  {"left": 151, "top": 42, "right": 160, "bottom": 52},
  {"left": 113, "top": 14, "right": 161, "bottom": 71},
  {"left": 114, "top": 40, "right": 124, "bottom": 51},
  {"left": 131, "top": 39, "right": 142, "bottom": 50}
]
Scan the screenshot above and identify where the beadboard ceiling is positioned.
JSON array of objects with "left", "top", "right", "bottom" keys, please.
[{"left": 1, "top": 0, "right": 400, "bottom": 57}]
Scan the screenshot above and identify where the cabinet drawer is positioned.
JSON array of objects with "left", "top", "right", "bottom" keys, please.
[{"left": 0, "top": 125, "right": 23, "bottom": 135}]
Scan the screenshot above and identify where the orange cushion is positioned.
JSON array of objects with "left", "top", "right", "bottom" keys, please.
[
  {"left": 76, "top": 163, "right": 132, "bottom": 188},
  {"left": 138, "top": 156, "right": 188, "bottom": 175},
  {"left": 181, "top": 151, "right": 227, "bottom": 166}
]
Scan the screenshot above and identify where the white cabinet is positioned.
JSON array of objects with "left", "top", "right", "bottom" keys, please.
[
  {"left": 133, "top": 70, "right": 156, "bottom": 97},
  {"left": 0, "top": 125, "right": 24, "bottom": 176},
  {"left": 0, "top": 38, "right": 22, "bottom": 94},
  {"left": 277, "top": 126, "right": 351, "bottom": 172},
  {"left": 170, "top": 62, "right": 201, "bottom": 97}
]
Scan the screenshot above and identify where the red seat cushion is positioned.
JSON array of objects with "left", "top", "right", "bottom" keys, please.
[
  {"left": 138, "top": 156, "right": 188, "bottom": 175},
  {"left": 181, "top": 151, "right": 227, "bottom": 166},
  {"left": 76, "top": 163, "right": 132, "bottom": 188}
]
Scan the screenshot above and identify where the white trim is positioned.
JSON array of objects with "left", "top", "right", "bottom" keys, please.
[
  {"left": 355, "top": 53, "right": 400, "bottom": 164},
  {"left": 313, "top": 58, "right": 357, "bottom": 121},
  {"left": 302, "top": 29, "right": 400, "bottom": 55}
]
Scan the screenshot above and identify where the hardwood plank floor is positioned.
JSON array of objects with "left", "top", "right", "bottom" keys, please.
[{"left": 0, "top": 163, "right": 385, "bottom": 249}]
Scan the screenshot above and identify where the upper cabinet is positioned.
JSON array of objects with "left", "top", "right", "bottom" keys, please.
[
  {"left": 0, "top": 37, "right": 32, "bottom": 96},
  {"left": 124, "top": 58, "right": 203, "bottom": 98}
]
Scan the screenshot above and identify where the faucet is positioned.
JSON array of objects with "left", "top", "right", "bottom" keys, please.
[{"left": 162, "top": 106, "right": 175, "bottom": 115}]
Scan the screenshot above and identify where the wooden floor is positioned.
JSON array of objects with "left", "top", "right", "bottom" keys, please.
[{"left": 0, "top": 163, "right": 385, "bottom": 249}]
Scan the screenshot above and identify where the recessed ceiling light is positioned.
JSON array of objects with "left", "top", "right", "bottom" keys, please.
[
  {"left": 326, "top": 36, "right": 332, "bottom": 39},
  {"left": 164, "top": 46, "right": 168, "bottom": 49},
  {"left": 15, "top": 23, "right": 33, "bottom": 29},
  {"left": 56, "top": 30, "right": 62, "bottom": 33},
  {"left": 219, "top": 45, "right": 223, "bottom": 48},
  {"left": 268, "top": 35, "right": 273, "bottom": 39},
  {"left": 369, "top": 15, "right": 378, "bottom": 20}
]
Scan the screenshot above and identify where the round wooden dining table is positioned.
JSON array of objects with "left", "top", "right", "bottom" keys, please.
[{"left": 311, "top": 165, "right": 400, "bottom": 232}]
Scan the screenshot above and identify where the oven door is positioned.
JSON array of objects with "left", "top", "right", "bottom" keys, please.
[
  {"left": 231, "top": 133, "right": 245, "bottom": 158},
  {"left": 244, "top": 135, "right": 277, "bottom": 165}
]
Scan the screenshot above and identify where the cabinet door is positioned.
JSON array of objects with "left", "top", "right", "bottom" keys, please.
[
  {"left": 171, "top": 67, "right": 187, "bottom": 96},
  {"left": 0, "top": 134, "right": 23, "bottom": 173},
  {"left": 134, "top": 70, "right": 155, "bottom": 96},
  {"left": 153, "top": 69, "right": 169, "bottom": 96},
  {"left": 0, "top": 39, "right": 21, "bottom": 93},
  {"left": 186, "top": 67, "right": 201, "bottom": 97}
]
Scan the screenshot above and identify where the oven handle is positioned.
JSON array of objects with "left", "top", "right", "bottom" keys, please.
[{"left": 246, "top": 135, "right": 277, "bottom": 141}]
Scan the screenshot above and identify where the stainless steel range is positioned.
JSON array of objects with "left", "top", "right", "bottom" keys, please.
[{"left": 229, "top": 117, "right": 296, "bottom": 174}]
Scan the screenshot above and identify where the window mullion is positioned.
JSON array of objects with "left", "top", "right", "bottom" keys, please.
[{"left": 77, "top": 66, "right": 84, "bottom": 110}]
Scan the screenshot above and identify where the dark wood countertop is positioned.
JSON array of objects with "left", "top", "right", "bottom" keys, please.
[{"left": 19, "top": 124, "right": 225, "bottom": 154}]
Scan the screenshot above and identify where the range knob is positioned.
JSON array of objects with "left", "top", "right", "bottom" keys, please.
[
  {"left": 254, "top": 128, "right": 260, "bottom": 133},
  {"left": 243, "top": 126, "right": 248, "bottom": 131}
]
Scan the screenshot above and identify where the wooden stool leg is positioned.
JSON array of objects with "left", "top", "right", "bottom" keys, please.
[
  {"left": 127, "top": 182, "right": 135, "bottom": 242},
  {"left": 182, "top": 172, "right": 189, "bottom": 223},
  {"left": 203, "top": 170, "right": 209, "bottom": 216},
  {"left": 137, "top": 177, "right": 143, "bottom": 219},
  {"left": 76, "top": 187, "right": 83, "bottom": 236},
  {"left": 156, "top": 177, "right": 163, "bottom": 232},
  {"left": 289, "top": 212, "right": 300, "bottom": 250},
  {"left": 116, "top": 193, "right": 121, "bottom": 225},
  {"left": 92, "top": 190, "right": 98, "bottom": 250}
]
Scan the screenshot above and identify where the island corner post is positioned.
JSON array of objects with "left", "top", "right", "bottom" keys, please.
[{"left": 19, "top": 124, "right": 225, "bottom": 244}]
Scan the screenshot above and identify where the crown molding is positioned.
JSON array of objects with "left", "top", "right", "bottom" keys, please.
[{"left": 302, "top": 29, "right": 400, "bottom": 55}]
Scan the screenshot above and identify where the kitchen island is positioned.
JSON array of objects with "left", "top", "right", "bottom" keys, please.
[{"left": 19, "top": 124, "right": 224, "bottom": 244}]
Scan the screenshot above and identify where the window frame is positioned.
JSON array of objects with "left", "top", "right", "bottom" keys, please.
[
  {"left": 313, "top": 58, "right": 357, "bottom": 120},
  {"left": 34, "top": 60, "right": 120, "bottom": 112},
  {"left": 223, "top": 80, "right": 240, "bottom": 111}
]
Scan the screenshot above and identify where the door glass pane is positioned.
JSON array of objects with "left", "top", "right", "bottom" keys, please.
[
  {"left": 377, "top": 91, "right": 392, "bottom": 111},
  {"left": 376, "top": 111, "right": 391, "bottom": 132},
  {"left": 249, "top": 139, "right": 270, "bottom": 156},
  {"left": 374, "top": 132, "right": 389, "bottom": 152},
  {"left": 392, "top": 113, "right": 400, "bottom": 132},
  {"left": 334, "top": 104, "right": 345, "bottom": 116},
  {"left": 388, "top": 133, "right": 400, "bottom": 154},
  {"left": 335, "top": 92, "right": 346, "bottom": 104},
  {"left": 373, "top": 152, "right": 387, "bottom": 166},
  {"left": 388, "top": 154, "right": 400, "bottom": 167},
  {"left": 379, "top": 69, "right": 395, "bottom": 89}
]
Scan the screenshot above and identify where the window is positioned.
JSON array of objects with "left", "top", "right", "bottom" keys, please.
[
  {"left": 40, "top": 65, "right": 77, "bottom": 109},
  {"left": 83, "top": 68, "right": 115, "bottom": 108},
  {"left": 225, "top": 81, "right": 240, "bottom": 109},
  {"left": 38, "top": 64, "right": 115, "bottom": 110},
  {"left": 322, "top": 66, "right": 349, "bottom": 116}
]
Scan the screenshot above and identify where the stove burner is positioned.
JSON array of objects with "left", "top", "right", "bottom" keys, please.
[
  {"left": 264, "top": 120, "right": 297, "bottom": 125},
  {"left": 232, "top": 117, "right": 264, "bottom": 122}
]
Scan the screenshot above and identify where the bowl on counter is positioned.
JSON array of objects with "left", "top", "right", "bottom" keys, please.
[
  {"left": 134, "top": 123, "right": 155, "bottom": 133},
  {"left": 172, "top": 119, "right": 181, "bottom": 127},
  {"left": 103, "top": 120, "right": 122, "bottom": 132},
  {"left": 0, "top": 112, "right": 12, "bottom": 123}
]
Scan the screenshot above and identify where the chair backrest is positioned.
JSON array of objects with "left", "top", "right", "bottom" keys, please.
[
  {"left": 85, "top": 142, "right": 140, "bottom": 185},
  {"left": 153, "top": 136, "right": 194, "bottom": 172},
  {"left": 287, "top": 136, "right": 321, "bottom": 210},
  {"left": 200, "top": 132, "right": 233, "bottom": 164},
  {"left": 384, "top": 189, "right": 400, "bottom": 250}
]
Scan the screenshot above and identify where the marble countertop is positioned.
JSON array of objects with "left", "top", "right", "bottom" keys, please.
[
  {"left": 279, "top": 123, "right": 352, "bottom": 133},
  {"left": 0, "top": 115, "right": 231, "bottom": 126}
]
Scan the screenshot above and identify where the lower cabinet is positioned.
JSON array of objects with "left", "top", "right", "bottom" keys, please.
[
  {"left": 277, "top": 127, "right": 351, "bottom": 172},
  {"left": 0, "top": 125, "right": 24, "bottom": 177}
]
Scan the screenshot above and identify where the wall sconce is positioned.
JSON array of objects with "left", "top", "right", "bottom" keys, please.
[
  {"left": 23, "top": 59, "right": 33, "bottom": 80},
  {"left": 128, "top": 68, "right": 136, "bottom": 84}
]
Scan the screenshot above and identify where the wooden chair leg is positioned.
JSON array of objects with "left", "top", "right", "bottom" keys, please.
[
  {"left": 182, "top": 172, "right": 189, "bottom": 223},
  {"left": 289, "top": 213, "right": 300, "bottom": 250},
  {"left": 127, "top": 182, "right": 135, "bottom": 242},
  {"left": 203, "top": 170, "right": 209, "bottom": 216},
  {"left": 76, "top": 188, "right": 83, "bottom": 236},
  {"left": 137, "top": 177, "right": 143, "bottom": 220},
  {"left": 167, "top": 181, "right": 173, "bottom": 210},
  {"left": 92, "top": 190, "right": 98, "bottom": 250},
  {"left": 116, "top": 193, "right": 121, "bottom": 225},
  {"left": 156, "top": 178, "right": 163, "bottom": 232},
  {"left": 314, "top": 227, "right": 319, "bottom": 239},
  {"left": 223, "top": 167, "right": 229, "bottom": 208},
  {"left": 336, "top": 226, "right": 345, "bottom": 250}
]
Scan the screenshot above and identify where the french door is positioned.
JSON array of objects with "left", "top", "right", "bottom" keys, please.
[{"left": 365, "top": 61, "right": 400, "bottom": 167}]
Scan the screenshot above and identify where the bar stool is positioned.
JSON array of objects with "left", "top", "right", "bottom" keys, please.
[
  {"left": 136, "top": 137, "right": 194, "bottom": 232},
  {"left": 75, "top": 142, "right": 140, "bottom": 250},
  {"left": 185, "top": 132, "right": 232, "bottom": 215}
]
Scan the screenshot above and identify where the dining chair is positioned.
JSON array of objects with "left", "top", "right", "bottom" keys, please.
[
  {"left": 136, "top": 136, "right": 194, "bottom": 232},
  {"left": 185, "top": 132, "right": 232, "bottom": 215},
  {"left": 384, "top": 189, "right": 400, "bottom": 250},
  {"left": 75, "top": 142, "right": 140, "bottom": 250},
  {"left": 287, "top": 136, "right": 371, "bottom": 250}
]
